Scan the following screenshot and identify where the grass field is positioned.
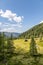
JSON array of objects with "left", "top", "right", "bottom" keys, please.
[
  {"left": 13, "top": 38, "right": 43, "bottom": 54},
  {"left": 1, "top": 38, "right": 43, "bottom": 65},
  {"left": 9, "top": 38, "right": 43, "bottom": 65}
]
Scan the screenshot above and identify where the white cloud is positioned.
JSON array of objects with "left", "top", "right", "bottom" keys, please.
[
  {"left": 0, "top": 9, "right": 24, "bottom": 32},
  {"left": 0, "top": 27, "right": 16, "bottom": 32},
  {"left": 0, "top": 22, "right": 22, "bottom": 32},
  {"left": 0, "top": 9, "right": 24, "bottom": 23},
  {"left": 40, "top": 21, "right": 43, "bottom": 23},
  {"left": 0, "top": 9, "right": 4, "bottom": 14},
  {"left": 1, "top": 22, "right": 22, "bottom": 27},
  {"left": 13, "top": 16, "right": 22, "bottom": 22},
  {"left": 0, "top": 22, "right": 2, "bottom": 26}
]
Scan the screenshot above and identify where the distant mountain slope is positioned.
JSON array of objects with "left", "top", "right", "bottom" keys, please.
[
  {"left": 19, "top": 23, "right": 43, "bottom": 38},
  {"left": 4, "top": 32, "right": 20, "bottom": 38}
]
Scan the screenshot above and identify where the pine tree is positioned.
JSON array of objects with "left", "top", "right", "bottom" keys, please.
[
  {"left": 29, "top": 37, "right": 40, "bottom": 65},
  {"left": 0, "top": 32, "right": 5, "bottom": 62},
  {"left": 0, "top": 32, "right": 3, "bottom": 61},
  {"left": 7, "top": 34, "right": 15, "bottom": 59},
  {"left": 29, "top": 36, "right": 37, "bottom": 56},
  {"left": 40, "top": 33, "right": 43, "bottom": 42}
]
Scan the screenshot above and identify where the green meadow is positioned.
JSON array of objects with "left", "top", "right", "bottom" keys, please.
[
  {"left": 13, "top": 38, "right": 43, "bottom": 54},
  {"left": 8, "top": 38, "right": 43, "bottom": 65}
]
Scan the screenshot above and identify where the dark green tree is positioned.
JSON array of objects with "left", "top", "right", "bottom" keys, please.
[
  {"left": 7, "top": 39, "right": 15, "bottom": 58},
  {"left": 29, "top": 36, "right": 41, "bottom": 65},
  {"left": 40, "top": 33, "right": 43, "bottom": 42},
  {"left": 29, "top": 36, "right": 37, "bottom": 56},
  {"left": 0, "top": 32, "right": 4, "bottom": 61},
  {"left": 0, "top": 32, "right": 6, "bottom": 64},
  {"left": 6, "top": 34, "right": 15, "bottom": 63},
  {"left": 3, "top": 34, "right": 16, "bottom": 65}
]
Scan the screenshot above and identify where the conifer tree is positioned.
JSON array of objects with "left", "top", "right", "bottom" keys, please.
[
  {"left": 0, "top": 32, "right": 3, "bottom": 61},
  {"left": 40, "top": 33, "right": 42, "bottom": 42},
  {"left": 0, "top": 32, "right": 5, "bottom": 62},
  {"left": 29, "top": 37, "right": 39, "bottom": 65},
  {"left": 7, "top": 33, "right": 15, "bottom": 59},
  {"left": 29, "top": 36, "right": 37, "bottom": 56}
]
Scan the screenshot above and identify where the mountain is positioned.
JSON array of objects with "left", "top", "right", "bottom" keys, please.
[
  {"left": 4, "top": 32, "right": 20, "bottom": 38},
  {"left": 19, "top": 23, "right": 43, "bottom": 38}
]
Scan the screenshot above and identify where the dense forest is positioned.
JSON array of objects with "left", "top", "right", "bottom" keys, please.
[{"left": 19, "top": 23, "right": 43, "bottom": 39}]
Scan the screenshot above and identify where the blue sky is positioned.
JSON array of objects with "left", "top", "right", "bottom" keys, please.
[{"left": 0, "top": 0, "right": 43, "bottom": 33}]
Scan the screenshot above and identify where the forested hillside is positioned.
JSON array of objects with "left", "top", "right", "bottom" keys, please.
[
  {"left": 0, "top": 28, "right": 43, "bottom": 65},
  {"left": 19, "top": 23, "right": 43, "bottom": 38}
]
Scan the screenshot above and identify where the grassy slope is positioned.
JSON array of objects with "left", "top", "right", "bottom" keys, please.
[{"left": 13, "top": 38, "right": 43, "bottom": 54}]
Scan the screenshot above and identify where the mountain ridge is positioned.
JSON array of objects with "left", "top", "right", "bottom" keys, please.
[
  {"left": 0, "top": 32, "right": 20, "bottom": 38},
  {"left": 19, "top": 23, "right": 43, "bottom": 38}
]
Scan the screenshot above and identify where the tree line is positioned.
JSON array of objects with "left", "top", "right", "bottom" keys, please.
[{"left": 19, "top": 23, "right": 43, "bottom": 39}]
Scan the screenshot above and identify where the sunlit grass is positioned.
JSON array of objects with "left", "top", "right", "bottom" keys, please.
[{"left": 13, "top": 38, "right": 43, "bottom": 54}]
